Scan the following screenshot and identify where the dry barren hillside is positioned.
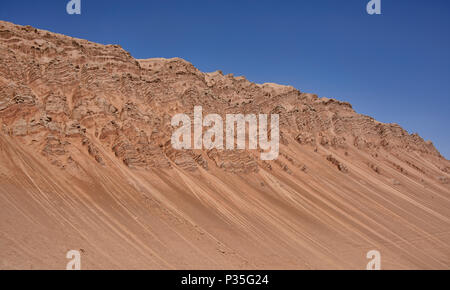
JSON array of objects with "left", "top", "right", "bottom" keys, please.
[{"left": 0, "top": 20, "right": 449, "bottom": 269}]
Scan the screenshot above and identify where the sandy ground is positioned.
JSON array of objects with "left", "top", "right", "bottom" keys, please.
[{"left": 1, "top": 133, "right": 449, "bottom": 269}]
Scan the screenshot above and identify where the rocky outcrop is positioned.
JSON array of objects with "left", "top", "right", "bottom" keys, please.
[
  {"left": 326, "top": 155, "right": 349, "bottom": 173},
  {"left": 0, "top": 20, "right": 448, "bottom": 178}
]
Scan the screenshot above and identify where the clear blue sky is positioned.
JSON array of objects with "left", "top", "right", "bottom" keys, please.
[{"left": 1, "top": 0, "right": 449, "bottom": 158}]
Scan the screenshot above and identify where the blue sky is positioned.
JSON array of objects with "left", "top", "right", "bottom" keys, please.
[{"left": 1, "top": 0, "right": 449, "bottom": 158}]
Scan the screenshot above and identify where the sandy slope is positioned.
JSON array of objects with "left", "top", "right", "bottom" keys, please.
[{"left": 1, "top": 132, "right": 449, "bottom": 269}]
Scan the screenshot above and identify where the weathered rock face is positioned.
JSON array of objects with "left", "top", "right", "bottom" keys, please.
[
  {"left": 1, "top": 21, "right": 450, "bottom": 270},
  {"left": 0, "top": 20, "right": 446, "bottom": 174}
]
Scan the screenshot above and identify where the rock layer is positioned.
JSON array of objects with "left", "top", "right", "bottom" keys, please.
[{"left": 0, "top": 21, "right": 449, "bottom": 269}]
